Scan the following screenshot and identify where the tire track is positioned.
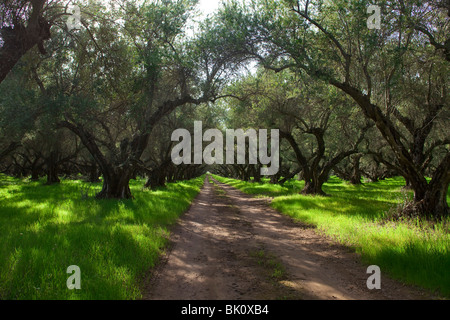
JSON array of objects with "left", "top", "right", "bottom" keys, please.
[{"left": 144, "top": 176, "right": 432, "bottom": 300}]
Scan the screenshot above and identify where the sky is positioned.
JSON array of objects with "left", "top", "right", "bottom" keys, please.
[
  {"left": 198, "top": 0, "right": 222, "bottom": 17},
  {"left": 187, "top": 0, "right": 225, "bottom": 37}
]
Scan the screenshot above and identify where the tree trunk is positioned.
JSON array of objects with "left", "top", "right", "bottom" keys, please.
[
  {"left": 88, "top": 162, "right": 100, "bottom": 183},
  {"left": 349, "top": 155, "right": 363, "bottom": 185},
  {"left": 46, "top": 151, "right": 60, "bottom": 185},
  {"left": 30, "top": 156, "right": 43, "bottom": 181},
  {"left": 269, "top": 176, "right": 276, "bottom": 184},
  {"left": 0, "top": 1, "right": 51, "bottom": 84},
  {"left": 0, "top": 142, "right": 21, "bottom": 162},
  {"left": 413, "top": 156, "right": 449, "bottom": 218},
  {"left": 243, "top": 166, "right": 251, "bottom": 182},
  {"left": 145, "top": 170, "right": 166, "bottom": 190},
  {"left": 420, "top": 186, "right": 449, "bottom": 219},
  {"left": 302, "top": 180, "right": 326, "bottom": 196},
  {"left": 46, "top": 165, "right": 60, "bottom": 184},
  {"left": 97, "top": 168, "right": 133, "bottom": 199},
  {"left": 252, "top": 165, "right": 262, "bottom": 183},
  {"left": 58, "top": 121, "right": 134, "bottom": 199},
  {"left": 333, "top": 81, "right": 448, "bottom": 218},
  {"left": 403, "top": 177, "right": 414, "bottom": 190},
  {"left": 31, "top": 167, "right": 41, "bottom": 181},
  {"left": 302, "top": 173, "right": 327, "bottom": 196}
]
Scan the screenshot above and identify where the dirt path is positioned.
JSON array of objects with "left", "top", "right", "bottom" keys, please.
[{"left": 144, "top": 176, "right": 433, "bottom": 300}]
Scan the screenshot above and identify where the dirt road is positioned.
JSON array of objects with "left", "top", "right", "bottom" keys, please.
[{"left": 144, "top": 176, "right": 432, "bottom": 300}]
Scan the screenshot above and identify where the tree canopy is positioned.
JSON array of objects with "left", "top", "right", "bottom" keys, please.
[{"left": 0, "top": 0, "right": 448, "bottom": 217}]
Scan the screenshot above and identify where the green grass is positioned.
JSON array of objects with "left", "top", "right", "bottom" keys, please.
[
  {"left": 213, "top": 174, "right": 450, "bottom": 299},
  {"left": 0, "top": 174, "right": 204, "bottom": 300}
]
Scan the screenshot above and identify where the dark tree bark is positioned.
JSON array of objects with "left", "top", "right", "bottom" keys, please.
[
  {"left": 332, "top": 82, "right": 449, "bottom": 218},
  {"left": 145, "top": 172, "right": 166, "bottom": 190},
  {"left": 349, "top": 154, "right": 363, "bottom": 185},
  {"left": 253, "top": 164, "right": 262, "bottom": 183},
  {"left": 59, "top": 92, "right": 210, "bottom": 199},
  {"left": 280, "top": 126, "right": 368, "bottom": 196},
  {"left": 0, "top": 0, "right": 51, "bottom": 83},
  {"left": 28, "top": 153, "right": 44, "bottom": 181},
  {"left": 334, "top": 154, "right": 363, "bottom": 185},
  {"left": 0, "top": 142, "right": 21, "bottom": 162},
  {"left": 145, "top": 160, "right": 172, "bottom": 190},
  {"left": 88, "top": 161, "right": 100, "bottom": 183},
  {"left": 277, "top": 168, "right": 301, "bottom": 185},
  {"left": 45, "top": 151, "right": 60, "bottom": 185},
  {"left": 251, "top": 2, "right": 450, "bottom": 218},
  {"left": 97, "top": 167, "right": 133, "bottom": 199},
  {"left": 302, "top": 175, "right": 328, "bottom": 196},
  {"left": 11, "top": 154, "right": 27, "bottom": 178},
  {"left": 31, "top": 167, "right": 41, "bottom": 180},
  {"left": 58, "top": 121, "right": 135, "bottom": 199}
]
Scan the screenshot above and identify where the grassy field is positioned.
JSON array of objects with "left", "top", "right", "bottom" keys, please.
[
  {"left": 2, "top": 173, "right": 448, "bottom": 299},
  {"left": 0, "top": 174, "right": 204, "bottom": 300},
  {"left": 213, "top": 174, "right": 450, "bottom": 299}
]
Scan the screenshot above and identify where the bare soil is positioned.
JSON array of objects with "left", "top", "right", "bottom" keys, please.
[{"left": 143, "top": 176, "right": 435, "bottom": 300}]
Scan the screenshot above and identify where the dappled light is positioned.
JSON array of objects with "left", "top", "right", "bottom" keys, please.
[
  {"left": 0, "top": 174, "right": 204, "bottom": 299},
  {"left": 215, "top": 175, "right": 450, "bottom": 297},
  {"left": 0, "top": 0, "right": 448, "bottom": 305}
]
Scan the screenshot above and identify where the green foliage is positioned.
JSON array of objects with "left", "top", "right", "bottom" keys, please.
[
  {"left": 0, "top": 0, "right": 448, "bottom": 299},
  {"left": 0, "top": 65, "right": 38, "bottom": 139}
]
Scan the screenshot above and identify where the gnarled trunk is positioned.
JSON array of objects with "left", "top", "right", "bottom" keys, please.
[
  {"left": 97, "top": 168, "right": 133, "bottom": 199},
  {"left": 333, "top": 82, "right": 449, "bottom": 218},
  {"left": 145, "top": 171, "right": 166, "bottom": 190},
  {"left": 0, "top": 1, "right": 51, "bottom": 84},
  {"left": 420, "top": 186, "right": 449, "bottom": 219},
  {"left": 411, "top": 157, "right": 450, "bottom": 218},
  {"left": 302, "top": 176, "right": 327, "bottom": 196}
]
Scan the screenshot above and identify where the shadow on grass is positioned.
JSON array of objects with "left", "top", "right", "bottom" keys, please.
[
  {"left": 365, "top": 240, "right": 450, "bottom": 298},
  {"left": 1, "top": 220, "right": 165, "bottom": 299},
  {"left": 0, "top": 175, "right": 205, "bottom": 300},
  {"left": 215, "top": 174, "right": 450, "bottom": 299}
]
